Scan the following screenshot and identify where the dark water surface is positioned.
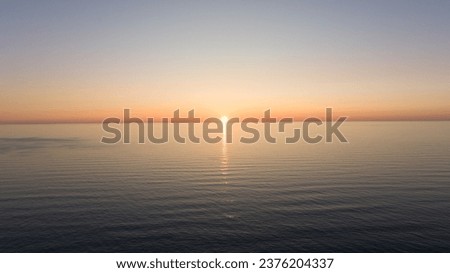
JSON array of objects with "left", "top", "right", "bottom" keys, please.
[{"left": 0, "top": 122, "right": 449, "bottom": 252}]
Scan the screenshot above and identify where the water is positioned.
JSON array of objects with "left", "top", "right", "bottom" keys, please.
[{"left": 0, "top": 122, "right": 449, "bottom": 252}]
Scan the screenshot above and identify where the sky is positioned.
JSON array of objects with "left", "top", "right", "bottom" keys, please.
[{"left": 1, "top": 0, "right": 450, "bottom": 123}]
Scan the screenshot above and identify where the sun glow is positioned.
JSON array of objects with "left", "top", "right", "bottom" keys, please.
[
  {"left": 221, "top": 116, "right": 228, "bottom": 144},
  {"left": 220, "top": 116, "right": 228, "bottom": 124}
]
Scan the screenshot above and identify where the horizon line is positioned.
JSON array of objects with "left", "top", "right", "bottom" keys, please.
[{"left": 1, "top": 119, "right": 450, "bottom": 125}]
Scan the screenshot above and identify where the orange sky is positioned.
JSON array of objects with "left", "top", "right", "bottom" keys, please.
[{"left": 1, "top": 1, "right": 450, "bottom": 123}]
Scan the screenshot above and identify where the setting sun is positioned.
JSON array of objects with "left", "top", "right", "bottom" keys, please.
[{"left": 220, "top": 116, "right": 229, "bottom": 125}]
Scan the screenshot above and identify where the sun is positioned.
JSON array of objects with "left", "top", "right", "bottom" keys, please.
[{"left": 220, "top": 116, "right": 228, "bottom": 124}]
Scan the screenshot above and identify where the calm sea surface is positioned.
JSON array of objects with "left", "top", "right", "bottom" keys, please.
[{"left": 0, "top": 122, "right": 449, "bottom": 252}]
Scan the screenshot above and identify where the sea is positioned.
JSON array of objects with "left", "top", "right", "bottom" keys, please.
[{"left": 0, "top": 122, "right": 449, "bottom": 252}]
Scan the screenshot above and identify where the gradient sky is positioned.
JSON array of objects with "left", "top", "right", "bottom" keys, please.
[{"left": 1, "top": 0, "right": 450, "bottom": 123}]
